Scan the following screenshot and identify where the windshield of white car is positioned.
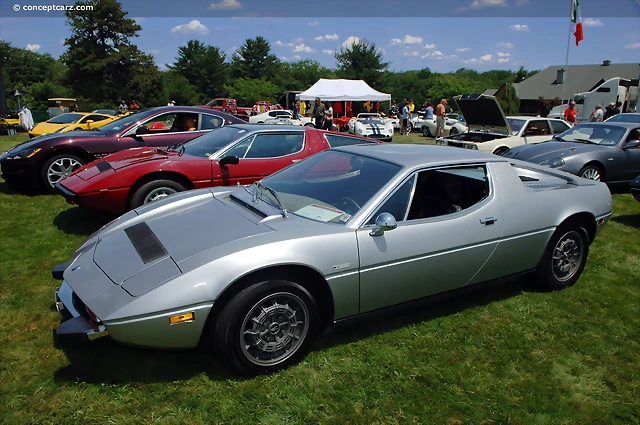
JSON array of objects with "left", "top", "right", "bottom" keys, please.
[
  {"left": 361, "top": 119, "right": 385, "bottom": 125},
  {"left": 507, "top": 118, "right": 526, "bottom": 135},
  {"left": 259, "top": 150, "right": 402, "bottom": 225},
  {"left": 557, "top": 124, "right": 626, "bottom": 146},
  {"left": 98, "top": 110, "right": 155, "bottom": 132},
  {"left": 181, "top": 126, "right": 249, "bottom": 157}
]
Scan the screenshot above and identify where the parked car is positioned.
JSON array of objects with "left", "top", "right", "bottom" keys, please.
[
  {"left": 412, "top": 115, "right": 467, "bottom": 137},
  {"left": 632, "top": 174, "right": 640, "bottom": 202},
  {"left": 52, "top": 143, "right": 611, "bottom": 376},
  {"left": 0, "top": 106, "right": 244, "bottom": 191},
  {"left": 347, "top": 113, "right": 394, "bottom": 142},
  {"left": 435, "top": 93, "right": 571, "bottom": 155},
  {"left": 249, "top": 110, "right": 307, "bottom": 126},
  {"left": 28, "top": 112, "right": 117, "bottom": 138},
  {"left": 604, "top": 112, "right": 640, "bottom": 124},
  {"left": 504, "top": 122, "right": 640, "bottom": 183},
  {"left": 56, "top": 125, "right": 378, "bottom": 214}
]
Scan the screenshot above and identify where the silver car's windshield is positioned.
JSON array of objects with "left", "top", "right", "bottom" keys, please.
[
  {"left": 259, "top": 150, "right": 402, "bottom": 224},
  {"left": 558, "top": 124, "right": 626, "bottom": 146}
]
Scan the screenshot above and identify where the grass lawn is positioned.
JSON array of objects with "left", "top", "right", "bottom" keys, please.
[{"left": 1, "top": 133, "right": 639, "bottom": 424}]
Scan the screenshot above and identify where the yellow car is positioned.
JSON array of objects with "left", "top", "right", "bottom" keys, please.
[
  {"left": 0, "top": 114, "right": 20, "bottom": 127},
  {"left": 28, "top": 112, "right": 117, "bottom": 138}
]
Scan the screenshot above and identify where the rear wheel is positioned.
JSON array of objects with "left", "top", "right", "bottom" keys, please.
[
  {"left": 578, "top": 164, "right": 603, "bottom": 181},
  {"left": 41, "top": 154, "right": 86, "bottom": 191},
  {"left": 211, "top": 279, "right": 319, "bottom": 376},
  {"left": 533, "top": 224, "right": 589, "bottom": 291},
  {"left": 129, "top": 178, "right": 186, "bottom": 209},
  {"left": 422, "top": 126, "right": 432, "bottom": 137}
]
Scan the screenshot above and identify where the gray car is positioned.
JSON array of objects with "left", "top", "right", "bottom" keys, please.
[
  {"left": 52, "top": 144, "right": 612, "bottom": 375},
  {"left": 504, "top": 122, "right": 640, "bottom": 183}
]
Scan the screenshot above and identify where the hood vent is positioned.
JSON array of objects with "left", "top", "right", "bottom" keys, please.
[{"left": 229, "top": 194, "right": 268, "bottom": 218}]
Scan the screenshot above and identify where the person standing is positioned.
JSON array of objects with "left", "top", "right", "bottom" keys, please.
[
  {"left": 119, "top": 100, "right": 128, "bottom": 114},
  {"left": 389, "top": 101, "right": 399, "bottom": 117},
  {"left": 312, "top": 97, "right": 326, "bottom": 129},
  {"left": 401, "top": 101, "right": 410, "bottom": 136},
  {"left": 435, "top": 99, "right": 447, "bottom": 138},
  {"left": 611, "top": 101, "right": 622, "bottom": 116},
  {"left": 564, "top": 101, "right": 577, "bottom": 126},
  {"left": 129, "top": 100, "right": 140, "bottom": 111},
  {"left": 324, "top": 102, "right": 334, "bottom": 131},
  {"left": 292, "top": 101, "right": 300, "bottom": 119},
  {"left": 299, "top": 100, "right": 306, "bottom": 116},
  {"left": 590, "top": 105, "right": 604, "bottom": 122},
  {"left": 424, "top": 102, "right": 434, "bottom": 120},
  {"left": 409, "top": 99, "right": 415, "bottom": 114}
]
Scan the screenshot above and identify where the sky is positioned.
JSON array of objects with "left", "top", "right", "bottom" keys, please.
[{"left": 0, "top": 0, "right": 638, "bottom": 75}]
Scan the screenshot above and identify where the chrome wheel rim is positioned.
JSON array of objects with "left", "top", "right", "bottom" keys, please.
[
  {"left": 143, "top": 187, "right": 177, "bottom": 204},
  {"left": 581, "top": 167, "right": 601, "bottom": 181},
  {"left": 240, "top": 292, "right": 309, "bottom": 367},
  {"left": 47, "top": 157, "right": 83, "bottom": 187},
  {"left": 422, "top": 126, "right": 431, "bottom": 137},
  {"left": 551, "top": 231, "right": 584, "bottom": 282}
]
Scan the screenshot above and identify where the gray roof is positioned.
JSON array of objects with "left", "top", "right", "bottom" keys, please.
[
  {"left": 335, "top": 143, "right": 505, "bottom": 169},
  {"left": 513, "top": 63, "right": 640, "bottom": 100},
  {"left": 483, "top": 88, "right": 499, "bottom": 96}
]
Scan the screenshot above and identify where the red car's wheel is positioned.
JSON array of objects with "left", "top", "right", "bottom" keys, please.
[{"left": 130, "top": 178, "right": 186, "bottom": 209}]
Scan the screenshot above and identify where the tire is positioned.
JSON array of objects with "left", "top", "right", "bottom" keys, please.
[
  {"left": 449, "top": 127, "right": 459, "bottom": 136},
  {"left": 73, "top": 127, "right": 82, "bottom": 131},
  {"left": 422, "top": 126, "right": 432, "bottom": 137},
  {"left": 493, "top": 147, "right": 510, "bottom": 156},
  {"left": 532, "top": 224, "right": 589, "bottom": 291},
  {"left": 211, "top": 279, "right": 319, "bottom": 376},
  {"left": 41, "top": 154, "right": 86, "bottom": 191},
  {"left": 406, "top": 122, "right": 413, "bottom": 134},
  {"left": 578, "top": 164, "right": 603, "bottom": 181},
  {"left": 304, "top": 123, "right": 314, "bottom": 127},
  {"left": 129, "top": 178, "right": 186, "bottom": 209}
]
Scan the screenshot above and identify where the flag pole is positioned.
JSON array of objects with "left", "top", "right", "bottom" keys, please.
[{"left": 561, "top": 0, "right": 574, "bottom": 107}]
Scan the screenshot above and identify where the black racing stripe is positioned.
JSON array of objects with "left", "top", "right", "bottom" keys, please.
[
  {"left": 95, "top": 161, "right": 112, "bottom": 172},
  {"left": 124, "top": 222, "right": 168, "bottom": 264}
]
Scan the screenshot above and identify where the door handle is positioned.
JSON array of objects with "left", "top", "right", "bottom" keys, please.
[
  {"left": 292, "top": 159, "right": 302, "bottom": 163},
  {"left": 480, "top": 217, "right": 497, "bottom": 226}
]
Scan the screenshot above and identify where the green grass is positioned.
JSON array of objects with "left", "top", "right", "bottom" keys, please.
[{"left": 1, "top": 133, "right": 639, "bottom": 424}]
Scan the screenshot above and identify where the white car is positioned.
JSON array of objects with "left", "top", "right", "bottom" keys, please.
[
  {"left": 249, "top": 110, "right": 315, "bottom": 127},
  {"left": 347, "top": 113, "right": 394, "bottom": 142},
  {"left": 410, "top": 114, "right": 467, "bottom": 137},
  {"left": 436, "top": 93, "right": 572, "bottom": 155}
]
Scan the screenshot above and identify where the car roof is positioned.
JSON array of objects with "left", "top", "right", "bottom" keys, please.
[
  {"left": 577, "top": 122, "right": 639, "bottom": 129},
  {"left": 333, "top": 143, "right": 507, "bottom": 168},
  {"left": 506, "top": 115, "right": 563, "bottom": 120},
  {"left": 227, "top": 124, "right": 309, "bottom": 131}
]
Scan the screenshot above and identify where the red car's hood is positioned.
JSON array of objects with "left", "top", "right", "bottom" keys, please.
[{"left": 71, "top": 148, "right": 180, "bottom": 180}]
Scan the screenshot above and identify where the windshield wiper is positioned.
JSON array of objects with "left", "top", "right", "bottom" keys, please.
[
  {"left": 167, "top": 142, "right": 185, "bottom": 155},
  {"left": 553, "top": 135, "right": 566, "bottom": 142},
  {"left": 255, "top": 181, "right": 287, "bottom": 218},
  {"left": 156, "top": 147, "right": 170, "bottom": 155},
  {"left": 573, "top": 138, "right": 598, "bottom": 145}
]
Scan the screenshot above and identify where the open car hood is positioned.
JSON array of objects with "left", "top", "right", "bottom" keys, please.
[{"left": 454, "top": 93, "right": 511, "bottom": 135}]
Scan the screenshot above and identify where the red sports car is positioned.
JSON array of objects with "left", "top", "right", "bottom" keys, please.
[{"left": 56, "top": 125, "right": 378, "bottom": 214}]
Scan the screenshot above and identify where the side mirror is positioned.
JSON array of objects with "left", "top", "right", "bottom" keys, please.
[
  {"left": 135, "top": 125, "right": 150, "bottom": 136},
  {"left": 623, "top": 140, "right": 640, "bottom": 149},
  {"left": 369, "top": 212, "right": 398, "bottom": 237},
  {"left": 86, "top": 120, "right": 94, "bottom": 124},
  {"left": 219, "top": 155, "right": 240, "bottom": 167}
]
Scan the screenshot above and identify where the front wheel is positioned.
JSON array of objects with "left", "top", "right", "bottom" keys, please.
[
  {"left": 578, "top": 164, "right": 603, "bottom": 181},
  {"left": 211, "top": 279, "right": 319, "bottom": 376},
  {"left": 449, "top": 127, "right": 459, "bottom": 135},
  {"left": 493, "top": 147, "right": 510, "bottom": 156},
  {"left": 41, "top": 154, "right": 86, "bottom": 191},
  {"left": 533, "top": 224, "right": 589, "bottom": 291},
  {"left": 129, "top": 178, "right": 186, "bottom": 209},
  {"left": 422, "top": 126, "right": 432, "bottom": 137}
]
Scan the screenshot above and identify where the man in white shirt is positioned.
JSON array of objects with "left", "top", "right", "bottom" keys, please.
[{"left": 590, "top": 105, "right": 604, "bottom": 122}]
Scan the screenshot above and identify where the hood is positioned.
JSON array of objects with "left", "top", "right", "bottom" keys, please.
[
  {"left": 102, "top": 148, "right": 175, "bottom": 171},
  {"left": 92, "top": 190, "right": 275, "bottom": 293},
  {"left": 454, "top": 93, "right": 511, "bottom": 134},
  {"left": 505, "top": 140, "right": 607, "bottom": 163},
  {"left": 0, "top": 131, "right": 98, "bottom": 159}
]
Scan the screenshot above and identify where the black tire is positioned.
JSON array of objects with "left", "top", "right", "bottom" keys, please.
[
  {"left": 422, "top": 126, "right": 432, "bottom": 137},
  {"left": 493, "top": 147, "right": 510, "bottom": 156},
  {"left": 406, "top": 122, "right": 413, "bottom": 134},
  {"left": 449, "top": 127, "right": 459, "bottom": 135},
  {"left": 73, "top": 127, "right": 82, "bottom": 131},
  {"left": 40, "top": 154, "right": 86, "bottom": 192},
  {"left": 532, "top": 224, "right": 589, "bottom": 291},
  {"left": 578, "top": 164, "right": 603, "bottom": 181},
  {"left": 129, "top": 178, "right": 186, "bottom": 209},
  {"left": 211, "top": 279, "right": 319, "bottom": 376}
]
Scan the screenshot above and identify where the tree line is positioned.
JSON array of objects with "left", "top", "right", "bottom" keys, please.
[{"left": 0, "top": 0, "right": 538, "bottom": 116}]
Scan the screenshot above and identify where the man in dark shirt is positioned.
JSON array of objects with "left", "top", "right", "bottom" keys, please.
[
  {"left": 611, "top": 101, "right": 622, "bottom": 117},
  {"left": 312, "top": 97, "right": 325, "bottom": 129}
]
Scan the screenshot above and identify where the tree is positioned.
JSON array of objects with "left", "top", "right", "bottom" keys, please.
[
  {"left": 230, "top": 37, "right": 281, "bottom": 81},
  {"left": 173, "top": 40, "right": 229, "bottom": 100},
  {"left": 334, "top": 39, "right": 389, "bottom": 88},
  {"left": 224, "top": 78, "right": 281, "bottom": 105},
  {"left": 0, "top": 41, "right": 10, "bottom": 114},
  {"left": 275, "top": 59, "right": 335, "bottom": 91},
  {"left": 61, "top": 0, "right": 160, "bottom": 105},
  {"left": 498, "top": 84, "right": 520, "bottom": 115},
  {"left": 162, "top": 71, "right": 201, "bottom": 106}
]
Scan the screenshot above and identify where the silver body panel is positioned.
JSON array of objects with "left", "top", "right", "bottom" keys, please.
[{"left": 55, "top": 144, "right": 612, "bottom": 349}]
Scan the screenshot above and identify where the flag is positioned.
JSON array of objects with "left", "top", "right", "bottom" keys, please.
[{"left": 571, "top": 0, "right": 584, "bottom": 46}]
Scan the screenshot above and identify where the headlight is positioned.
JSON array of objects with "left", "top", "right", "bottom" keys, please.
[
  {"left": 54, "top": 126, "right": 69, "bottom": 133},
  {"left": 357, "top": 128, "right": 364, "bottom": 134},
  {"left": 541, "top": 158, "right": 565, "bottom": 168},
  {"left": 5, "top": 147, "right": 42, "bottom": 160},
  {"left": 464, "top": 144, "right": 478, "bottom": 150}
]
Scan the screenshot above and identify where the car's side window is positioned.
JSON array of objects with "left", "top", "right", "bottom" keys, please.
[
  {"left": 366, "top": 176, "right": 416, "bottom": 225},
  {"left": 201, "top": 114, "right": 223, "bottom": 130},
  {"left": 524, "top": 120, "right": 551, "bottom": 136},
  {"left": 224, "top": 136, "right": 255, "bottom": 158},
  {"left": 406, "top": 166, "right": 489, "bottom": 220},
  {"left": 625, "top": 128, "right": 640, "bottom": 148},
  {"left": 325, "top": 134, "right": 377, "bottom": 148},
  {"left": 142, "top": 113, "right": 198, "bottom": 133},
  {"left": 268, "top": 111, "right": 277, "bottom": 117},
  {"left": 244, "top": 133, "right": 305, "bottom": 158},
  {"left": 550, "top": 120, "right": 570, "bottom": 134}
]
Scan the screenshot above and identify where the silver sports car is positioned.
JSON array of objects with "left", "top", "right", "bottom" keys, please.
[{"left": 52, "top": 144, "right": 612, "bottom": 375}]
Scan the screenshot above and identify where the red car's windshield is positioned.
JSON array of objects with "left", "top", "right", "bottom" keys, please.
[{"left": 182, "top": 126, "right": 251, "bottom": 158}]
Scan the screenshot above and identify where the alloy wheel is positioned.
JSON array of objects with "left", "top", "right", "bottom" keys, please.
[
  {"left": 551, "top": 230, "right": 584, "bottom": 282},
  {"left": 47, "top": 157, "right": 83, "bottom": 187},
  {"left": 580, "top": 167, "right": 601, "bottom": 181},
  {"left": 143, "top": 187, "right": 177, "bottom": 204}
]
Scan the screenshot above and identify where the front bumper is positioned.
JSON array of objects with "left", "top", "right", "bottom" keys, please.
[
  {"left": 55, "top": 178, "right": 129, "bottom": 214},
  {"left": 0, "top": 157, "right": 40, "bottom": 186},
  {"left": 52, "top": 263, "right": 109, "bottom": 347}
]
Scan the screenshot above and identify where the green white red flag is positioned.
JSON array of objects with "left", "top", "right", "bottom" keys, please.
[{"left": 571, "top": 0, "right": 584, "bottom": 46}]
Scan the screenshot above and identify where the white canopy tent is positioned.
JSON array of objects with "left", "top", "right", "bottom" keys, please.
[{"left": 296, "top": 79, "right": 391, "bottom": 102}]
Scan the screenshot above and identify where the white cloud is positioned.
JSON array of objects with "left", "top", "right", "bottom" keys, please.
[
  {"left": 171, "top": 20, "right": 209, "bottom": 35},
  {"left": 496, "top": 52, "right": 510, "bottom": 57},
  {"left": 510, "top": 24, "right": 529, "bottom": 32},
  {"left": 294, "top": 44, "right": 314, "bottom": 53},
  {"left": 158, "top": 63, "right": 169, "bottom": 70},
  {"left": 465, "top": 58, "right": 479, "bottom": 63},
  {"left": 148, "top": 49, "right": 160, "bottom": 55},
  {"left": 457, "top": 47, "right": 470, "bottom": 52},
  {"left": 498, "top": 42, "right": 514, "bottom": 48},
  {"left": 480, "top": 54, "right": 492, "bottom": 61},
  {"left": 391, "top": 38, "right": 402, "bottom": 45},
  {"left": 294, "top": 55, "right": 301, "bottom": 60},
  {"left": 403, "top": 51, "right": 419, "bottom": 57},
  {"left": 26, "top": 43, "right": 41, "bottom": 52},
  {"left": 280, "top": 56, "right": 287, "bottom": 60},
  {"left": 308, "top": 20, "right": 319, "bottom": 26},
  {"left": 470, "top": 0, "right": 506, "bottom": 7},
  {"left": 424, "top": 43, "right": 435, "bottom": 49},
  {"left": 583, "top": 18, "right": 604, "bottom": 27},
  {"left": 294, "top": 37, "right": 304, "bottom": 42},
  {"left": 403, "top": 35, "right": 422, "bottom": 44},
  {"left": 322, "top": 49, "right": 333, "bottom": 54},
  {"left": 341, "top": 36, "right": 360, "bottom": 48},
  {"left": 498, "top": 58, "right": 510, "bottom": 63},
  {"left": 276, "top": 40, "right": 293, "bottom": 46},
  {"left": 433, "top": 50, "right": 443, "bottom": 56},
  {"left": 624, "top": 42, "right": 640, "bottom": 49},
  {"left": 208, "top": 0, "right": 242, "bottom": 9},
  {"left": 422, "top": 51, "right": 447, "bottom": 59},
  {"left": 315, "top": 33, "right": 339, "bottom": 41}
]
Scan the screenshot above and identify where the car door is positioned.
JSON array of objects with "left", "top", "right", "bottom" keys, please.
[
  {"left": 523, "top": 119, "right": 553, "bottom": 145},
  {"left": 122, "top": 112, "right": 203, "bottom": 150},
  {"left": 549, "top": 119, "right": 571, "bottom": 136},
  {"left": 213, "top": 131, "right": 307, "bottom": 186},
  {"left": 356, "top": 164, "right": 503, "bottom": 313},
  {"left": 619, "top": 127, "right": 640, "bottom": 180}
]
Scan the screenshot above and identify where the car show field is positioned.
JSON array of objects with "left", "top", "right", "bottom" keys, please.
[{"left": 1, "top": 133, "right": 639, "bottom": 423}]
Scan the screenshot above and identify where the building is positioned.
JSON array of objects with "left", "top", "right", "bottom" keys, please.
[{"left": 512, "top": 61, "right": 640, "bottom": 116}]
